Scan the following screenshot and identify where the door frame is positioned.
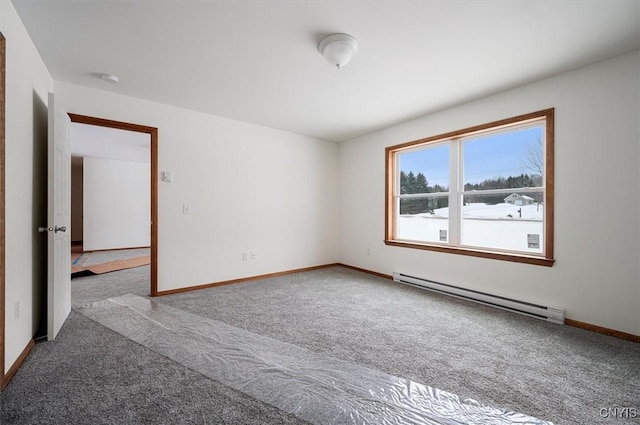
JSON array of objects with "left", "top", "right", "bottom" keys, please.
[
  {"left": 68, "top": 114, "right": 159, "bottom": 296},
  {"left": 0, "top": 31, "right": 6, "bottom": 390}
]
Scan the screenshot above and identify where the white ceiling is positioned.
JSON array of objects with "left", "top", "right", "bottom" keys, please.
[
  {"left": 12, "top": 0, "right": 640, "bottom": 142},
  {"left": 71, "top": 123, "right": 150, "bottom": 163}
]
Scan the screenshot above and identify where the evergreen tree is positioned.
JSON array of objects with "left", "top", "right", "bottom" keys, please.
[
  {"left": 406, "top": 171, "right": 417, "bottom": 194},
  {"left": 416, "top": 173, "right": 428, "bottom": 194},
  {"left": 400, "top": 171, "right": 408, "bottom": 194}
]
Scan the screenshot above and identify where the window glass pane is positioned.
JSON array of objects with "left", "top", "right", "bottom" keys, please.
[
  {"left": 463, "top": 126, "right": 543, "bottom": 190},
  {"left": 387, "top": 109, "right": 553, "bottom": 264},
  {"left": 397, "top": 197, "right": 449, "bottom": 243},
  {"left": 461, "top": 194, "right": 543, "bottom": 253},
  {"left": 398, "top": 144, "right": 449, "bottom": 195}
]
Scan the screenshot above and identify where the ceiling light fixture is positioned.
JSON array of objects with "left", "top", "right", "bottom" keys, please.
[
  {"left": 318, "top": 33, "right": 358, "bottom": 69},
  {"left": 100, "top": 73, "right": 119, "bottom": 84}
]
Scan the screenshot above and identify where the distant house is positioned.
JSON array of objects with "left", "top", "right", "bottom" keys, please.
[{"left": 504, "top": 193, "right": 534, "bottom": 206}]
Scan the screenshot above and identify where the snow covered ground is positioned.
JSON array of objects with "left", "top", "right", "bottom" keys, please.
[{"left": 397, "top": 203, "right": 544, "bottom": 253}]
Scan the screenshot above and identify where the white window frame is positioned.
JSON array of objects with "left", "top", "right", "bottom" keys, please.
[{"left": 385, "top": 109, "right": 554, "bottom": 266}]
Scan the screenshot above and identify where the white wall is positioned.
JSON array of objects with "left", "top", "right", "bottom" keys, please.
[
  {"left": 55, "top": 81, "right": 340, "bottom": 291},
  {"left": 339, "top": 51, "right": 640, "bottom": 336},
  {"left": 1, "top": 2, "right": 53, "bottom": 372},
  {"left": 83, "top": 157, "right": 150, "bottom": 251},
  {"left": 71, "top": 160, "right": 83, "bottom": 242}
]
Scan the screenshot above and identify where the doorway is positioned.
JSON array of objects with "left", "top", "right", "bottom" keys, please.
[
  {"left": 0, "top": 32, "right": 6, "bottom": 390},
  {"left": 68, "top": 114, "right": 158, "bottom": 296}
]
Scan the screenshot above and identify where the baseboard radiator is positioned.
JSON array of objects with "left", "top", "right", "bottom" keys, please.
[{"left": 393, "top": 272, "right": 565, "bottom": 324}]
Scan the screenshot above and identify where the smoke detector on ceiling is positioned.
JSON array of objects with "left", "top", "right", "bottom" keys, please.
[{"left": 100, "top": 73, "right": 119, "bottom": 84}]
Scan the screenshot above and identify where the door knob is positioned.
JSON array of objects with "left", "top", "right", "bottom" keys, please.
[{"left": 38, "top": 226, "right": 66, "bottom": 233}]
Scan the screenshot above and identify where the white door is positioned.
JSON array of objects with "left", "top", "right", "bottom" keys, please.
[{"left": 46, "top": 92, "right": 71, "bottom": 340}]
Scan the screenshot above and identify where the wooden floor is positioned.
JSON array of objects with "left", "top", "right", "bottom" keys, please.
[
  {"left": 71, "top": 242, "right": 83, "bottom": 269},
  {"left": 70, "top": 242, "right": 150, "bottom": 275}
]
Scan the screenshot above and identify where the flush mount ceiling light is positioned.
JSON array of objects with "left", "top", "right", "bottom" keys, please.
[
  {"left": 100, "top": 73, "right": 119, "bottom": 84},
  {"left": 318, "top": 33, "right": 358, "bottom": 69}
]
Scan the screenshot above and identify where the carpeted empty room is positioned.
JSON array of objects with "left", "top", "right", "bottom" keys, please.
[
  {"left": 2, "top": 266, "right": 639, "bottom": 424},
  {"left": 3, "top": 1, "right": 640, "bottom": 425}
]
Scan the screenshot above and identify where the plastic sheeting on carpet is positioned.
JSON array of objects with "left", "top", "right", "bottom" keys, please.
[{"left": 76, "top": 294, "right": 554, "bottom": 425}]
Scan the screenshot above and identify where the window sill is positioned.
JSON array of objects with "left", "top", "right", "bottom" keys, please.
[{"left": 384, "top": 240, "right": 555, "bottom": 267}]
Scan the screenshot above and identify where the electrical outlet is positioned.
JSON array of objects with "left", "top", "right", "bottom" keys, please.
[
  {"left": 251, "top": 251, "right": 256, "bottom": 260},
  {"left": 183, "top": 204, "right": 191, "bottom": 214},
  {"left": 242, "top": 252, "right": 249, "bottom": 261},
  {"left": 13, "top": 301, "right": 19, "bottom": 320},
  {"left": 366, "top": 247, "right": 371, "bottom": 256}
]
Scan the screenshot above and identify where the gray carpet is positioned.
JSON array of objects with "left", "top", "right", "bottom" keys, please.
[
  {"left": 2, "top": 266, "right": 639, "bottom": 424},
  {"left": 157, "top": 268, "right": 640, "bottom": 425},
  {"left": 0, "top": 311, "right": 307, "bottom": 425},
  {"left": 71, "top": 264, "right": 150, "bottom": 307}
]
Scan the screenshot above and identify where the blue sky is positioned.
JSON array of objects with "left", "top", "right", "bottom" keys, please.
[{"left": 399, "top": 126, "right": 543, "bottom": 187}]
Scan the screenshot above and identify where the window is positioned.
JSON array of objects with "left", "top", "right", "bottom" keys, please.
[{"left": 385, "top": 109, "right": 554, "bottom": 266}]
